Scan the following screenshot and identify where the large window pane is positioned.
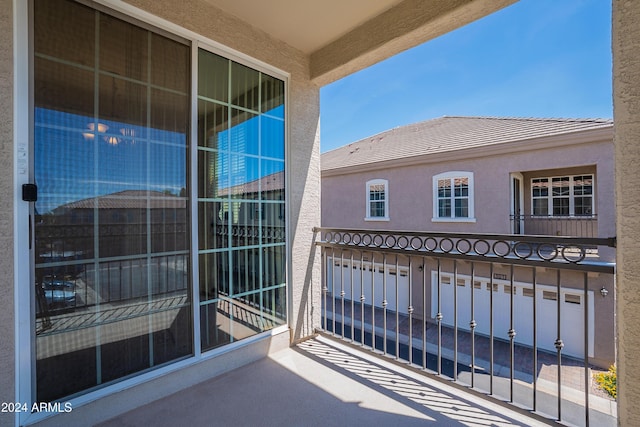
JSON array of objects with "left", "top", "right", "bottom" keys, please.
[
  {"left": 34, "top": 0, "right": 191, "bottom": 402},
  {"left": 198, "top": 48, "right": 286, "bottom": 349}
]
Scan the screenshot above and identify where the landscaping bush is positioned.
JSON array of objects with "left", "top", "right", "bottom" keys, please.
[{"left": 594, "top": 365, "right": 617, "bottom": 399}]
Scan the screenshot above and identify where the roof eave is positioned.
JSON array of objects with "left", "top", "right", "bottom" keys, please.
[{"left": 321, "top": 125, "right": 613, "bottom": 177}]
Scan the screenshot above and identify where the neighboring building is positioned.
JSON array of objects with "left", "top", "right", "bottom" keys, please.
[{"left": 321, "top": 116, "right": 615, "bottom": 367}]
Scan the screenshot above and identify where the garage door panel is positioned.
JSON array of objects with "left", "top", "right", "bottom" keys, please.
[{"left": 431, "top": 271, "right": 593, "bottom": 358}]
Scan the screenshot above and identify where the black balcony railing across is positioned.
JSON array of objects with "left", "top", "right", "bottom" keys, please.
[{"left": 315, "top": 227, "right": 616, "bottom": 427}]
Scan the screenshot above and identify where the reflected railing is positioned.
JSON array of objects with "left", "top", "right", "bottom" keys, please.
[
  {"left": 35, "top": 253, "right": 189, "bottom": 335},
  {"left": 315, "top": 227, "right": 616, "bottom": 427}
]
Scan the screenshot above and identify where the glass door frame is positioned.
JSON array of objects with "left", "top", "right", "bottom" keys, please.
[{"left": 15, "top": 1, "right": 291, "bottom": 424}]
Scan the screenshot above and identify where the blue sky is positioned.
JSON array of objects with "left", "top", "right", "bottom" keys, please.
[{"left": 319, "top": 0, "right": 612, "bottom": 153}]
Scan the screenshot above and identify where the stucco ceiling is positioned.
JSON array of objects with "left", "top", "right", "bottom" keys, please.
[{"left": 201, "top": 0, "right": 405, "bottom": 54}]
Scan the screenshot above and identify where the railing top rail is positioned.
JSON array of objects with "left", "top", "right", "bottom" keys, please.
[
  {"left": 313, "top": 227, "right": 615, "bottom": 274},
  {"left": 313, "top": 227, "right": 616, "bottom": 248}
]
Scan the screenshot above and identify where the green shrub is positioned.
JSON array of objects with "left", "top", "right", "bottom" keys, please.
[{"left": 594, "top": 365, "right": 617, "bottom": 399}]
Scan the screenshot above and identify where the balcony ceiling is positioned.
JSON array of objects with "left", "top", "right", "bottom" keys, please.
[
  {"left": 203, "top": 0, "right": 405, "bottom": 54},
  {"left": 202, "top": 0, "right": 517, "bottom": 84}
]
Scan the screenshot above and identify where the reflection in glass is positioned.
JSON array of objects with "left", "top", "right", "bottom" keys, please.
[
  {"left": 231, "top": 61, "right": 260, "bottom": 111},
  {"left": 261, "top": 115, "right": 285, "bottom": 159},
  {"left": 229, "top": 155, "right": 260, "bottom": 199},
  {"left": 230, "top": 109, "right": 259, "bottom": 155},
  {"left": 200, "top": 301, "right": 231, "bottom": 350},
  {"left": 198, "top": 51, "right": 229, "bottom": 103},
  {"left": 198, "top": 202, "right": 229, "bottom": 251},
  {"left": 261, "top": 74, "right": 284, "bottom": 115},
  {"left": 198, "top": 48, "right": 286, "bottom": 352},
  {"left": 198, "top": 100, "right": 228, "bottom": 149},
  {"left": 199, "top": 251, "right": 229, "bottom": 302},
  {"left": 33, "top": 0, "right": 191, "bottom": 402}
]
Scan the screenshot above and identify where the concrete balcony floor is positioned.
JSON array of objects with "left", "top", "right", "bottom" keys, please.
[{"left": 99, "top": 335, "right": 550, "bottom": 427}]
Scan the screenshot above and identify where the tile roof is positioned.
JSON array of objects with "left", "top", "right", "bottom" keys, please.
[
  {"left": 218, "top": 171, "right": 284, "bottom": 196},
  {"left": 321, "top": 116, "right": 613, "bottom": 171},
  {"left": 56, "top": 190, "right": 186, "bottom": 210}
]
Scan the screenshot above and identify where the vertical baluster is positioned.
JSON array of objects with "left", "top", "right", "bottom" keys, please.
[
  {"left": 383, "top": 253, "right": 388, "bottom": 355},
  {"left": 360, "top": 250, "right": 365, "bottom": 346},
  {"left": 323, "top": 247, "right": 329, "bottom": 331},
  {"left": 408, "top": 256, "right": 414, "bottom": 365},
  {"left": 350, "top": 251, "right": 355, "bottom": 343},
  {"left": 555, "top": 269, "right": 564, "bottom": 422},
  {"left": 584, "top": 271, "right": 590, "bottom": 427},
  {"left": 453, "top": 259, "right": 458, "bottom": 381},
  {"left": 340, "top": 251, "right": 345, "bottom": 338},
  {"left": 371, "top": 252, "right": 376, "bottom": 351},
  {"left": 333, "top": 249, "right": 339, "bottom": 336},
  {"left": 509, "top": 264, "right": 516, "bottom": 403},
  {"left": 470, "top": 261, "right": 476, "bottom": 388},
  {"left": 395, "top": 254, "right": 400, "bottom": 360},
  {"left": 489, "top": 263, "right": 494, "bottom": 395},
  {"left": 533, "top": 266, "right": 538, "bottom": 411},
  {"left": 437, "top": 258, "right": 442, "bottom": 375},
  {"left": 423, "top": 256, "right": 427, "bottom": 371}
]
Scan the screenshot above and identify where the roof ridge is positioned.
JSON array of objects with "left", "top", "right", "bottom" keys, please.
[{"left": 442, "top": 115, "right": 613, "bottom": 123}]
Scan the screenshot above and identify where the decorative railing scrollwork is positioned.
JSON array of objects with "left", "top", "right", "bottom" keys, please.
[{"left": 314, "top": 227, "right": 615, "bottom": 273}]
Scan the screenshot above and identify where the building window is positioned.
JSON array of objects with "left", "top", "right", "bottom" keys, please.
[
  {"left": 531, "top": 174, "right": 594, "bottom": 216},
  {"left": 365, "top": 179, "right": 389, "bottom": 220},
  {"left": 432, "top": 172, "right": 475, "bottom": 222}
]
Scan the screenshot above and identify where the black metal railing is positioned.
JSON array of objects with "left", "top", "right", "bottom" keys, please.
[
  {"left": 510, "top": 214, "right": 598, "bottom": 238},
  {"left": 315, "top": 227, "right": 616, "bottom": 427}
]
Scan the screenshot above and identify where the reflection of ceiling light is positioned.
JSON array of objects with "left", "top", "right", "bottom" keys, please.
[
  {"left": 89, "top": 123, "right": 109, "bottom": 133},
  {"left": 104, "top": 136, "right": 120, "bottom": 145},
  {"left": 120, "top": 128, "right": 136, "bottom": 144},
  {"left": 83, "top": 122, "right": 109, "bottom": 140}
]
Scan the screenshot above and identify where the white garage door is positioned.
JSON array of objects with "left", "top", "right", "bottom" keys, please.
[
  {"left": 431, "top": 272, "right": 594, "bottom": 358},
  {"left": 327, "top": 257, "right": 410, "bottom": 314}
]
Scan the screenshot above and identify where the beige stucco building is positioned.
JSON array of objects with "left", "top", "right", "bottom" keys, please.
[{"left": 2, "top": 0, "right": 640, "bottom": 426}]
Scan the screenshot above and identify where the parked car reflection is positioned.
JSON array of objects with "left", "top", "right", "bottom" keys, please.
[{"left": 41, "top": 279, "right": 76, "bottom": 309}]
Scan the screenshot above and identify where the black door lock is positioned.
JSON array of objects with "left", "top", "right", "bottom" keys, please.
[{"left": 22, "top": 184, "right": 38, "bottom": 202}]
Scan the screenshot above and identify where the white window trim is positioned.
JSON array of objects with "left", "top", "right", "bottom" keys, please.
[
  {"left": 530, "top": 174, "right": 595, "bottom": 217},
  {"left": 365, "top": 179, "right": 389, "bottom": 221},
  {"left": 432, "top": 171, "right": 476, "bottom": 223}
]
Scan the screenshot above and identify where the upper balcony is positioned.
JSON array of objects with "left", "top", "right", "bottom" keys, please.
[{"left": 510, "top": 214, "right": 598, "bottom": 238}]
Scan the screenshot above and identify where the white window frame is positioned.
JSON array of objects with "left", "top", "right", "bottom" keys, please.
[
  {"left": 530, "top": 174, "right": 595, "bottom": 217},
  {"left": 365, "top": 179, "right": 389, "bottom": 221},
  {"left": 432, "top": 171, "right": 475, "bottom": 222}
]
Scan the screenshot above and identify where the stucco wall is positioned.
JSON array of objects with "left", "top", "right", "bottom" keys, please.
[
  {"left": 0, "top": 0, "right": 14, "bottom": 426},
  {"left": 322, "top": 138, "right": 614, "bottom": 239},
  {"left": 613, "top": 0, "right": 640, "bottom": 425}
]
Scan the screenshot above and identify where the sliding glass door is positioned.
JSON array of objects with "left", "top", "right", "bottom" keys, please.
[
  {"left": 33, "top": 0, "right": 192, "bottom": 401},
  {"left": 31, "top": 0, "right": 287, "bottom": 403}
]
